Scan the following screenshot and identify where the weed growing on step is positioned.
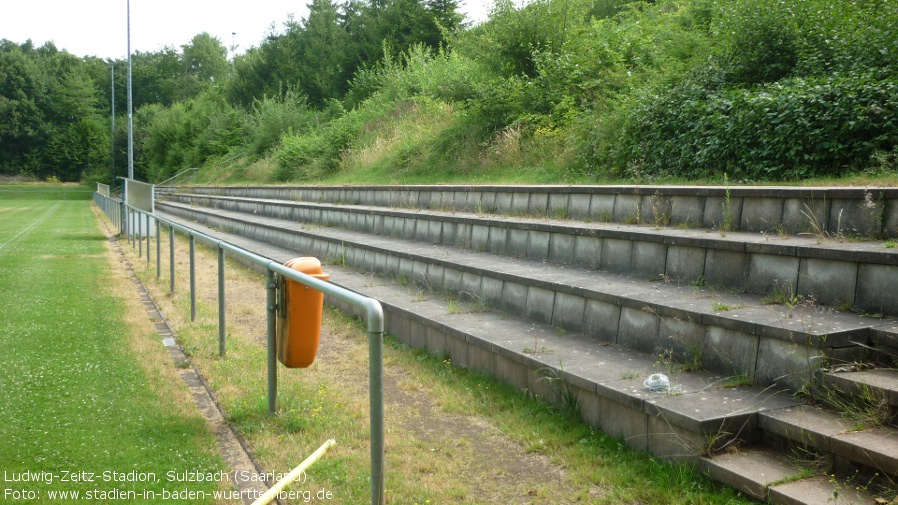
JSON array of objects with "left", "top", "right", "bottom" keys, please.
[
  {"left": 884, "top": 240, "right": 897, "bottom": 248},
  {"left": 651, "top": 191, "right": 671, "bottom": 228},
  {"left": 633, "top": 188, "right": 642, "bottom": 225},
  {"left": 711, "top": 301, "right": 748, "bottom": 312},
  {"left": 447, "top": 295, "right": 460, "bottom": 314},
  {"left": 827, "top": 470, "right": 897, "bottom": 505},
  {"left": 721, "top": 173, "right": 733, "bottom": 236},
  {"left": 822, "top": 383, "right": 894, "bottom": 430},
  {"left": 523, "top": 346, "right": 554, "bottom": 355},
  {"left": 537, "top": 365, "right": 581, "bottom": 418},
  {"left": 655, "top": 348, "right": 680, "bottom": 377},
  {"left": 674, "top": 217, "right": 697, "bottom": 230},
  {"left": 719, "top": 374, "right": 753, "bottom": 388},
  {"left": 760, "top": 282, "right": 801, "bottom": 308},
  {"left": 800, "top": 201, "right": 827, "bottom": 244},
  {"left": 701, "top": 430, "right": 735, "bottom": 457},
  {"left": 552, "top": 207, "right": 569, "bottom": 220}
]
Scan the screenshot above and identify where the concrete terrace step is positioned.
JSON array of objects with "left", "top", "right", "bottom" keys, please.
[
  {"left": 873, "top": 323, "right": 898, "bottom": 365},
  {"left": 165, "top": 192, "right": 898, "bottom": 317},
  {"left": 821, "top": 368, "right": 898, "bottom": 412},
  {"left": 697, "top": 447, "right": 878, "bottom": 504},
  {"left": 154, "top": 205, "right": 895, "bottom": 505},
  {"left": 761, "top": 404, "right": 898, "bottom": 482},
  {"left": 155, "top": 207, "right": 801, "bottom": 461},
  {"left": 176, "top": 184, "right": 898, "bottom": 238},
  {"left": 157, "top": 199, "right": 895, "bottom": 393}
]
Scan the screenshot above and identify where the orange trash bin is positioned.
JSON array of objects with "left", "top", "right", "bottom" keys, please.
[{"left": 277, "top": 257, "right": 330, "bottom": 368}]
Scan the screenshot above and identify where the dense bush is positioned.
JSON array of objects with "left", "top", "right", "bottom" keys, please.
[
  {"left": 246, "top": 91, "right": 315, "bottom": 157},
  {"left": 140, "top": 90, "right": 246, "bottom": 182},
  {"left": 619, "top": 73, "right": 898, "bottom": 179}
]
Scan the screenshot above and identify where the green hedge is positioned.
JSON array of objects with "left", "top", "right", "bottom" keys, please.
[{"left": 622, "top": 73, "right": 898, "bottom": 179}]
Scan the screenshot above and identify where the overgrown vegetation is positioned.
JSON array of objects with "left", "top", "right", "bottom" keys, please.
[{"left": 3, "top": 0, "right": 897, "bottom": 185}]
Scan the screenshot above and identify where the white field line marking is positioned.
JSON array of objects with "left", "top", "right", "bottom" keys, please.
[{"left": 0, "top": 203, "right": 60, "bottom": 252}]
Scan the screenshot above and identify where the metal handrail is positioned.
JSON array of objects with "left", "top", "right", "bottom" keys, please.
[
  {"left": 156, "top": 167, "right": 198, "bottom": 188},
  {"left": 93, "top": 192, "right": 386, "bottom": 505}
]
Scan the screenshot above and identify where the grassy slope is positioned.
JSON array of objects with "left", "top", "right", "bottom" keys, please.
[
  {"left": 0, "top": 196, "right": 227, "bottom": 503},
  {"left": 192, "top": 99, "right": 898, "bottom": 188}
]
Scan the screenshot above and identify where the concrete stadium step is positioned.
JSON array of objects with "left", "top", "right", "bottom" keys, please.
[
  {"left": 873, "top": 323, "right": 898, "bottom": 365},
  {"left": 155, "top": 206, "right": 892, "bottom": 505},
  {"left": 157, "top": 199, "right": 897, "bottom": 393},
  {"left": 761, "top": 404, "right": 898, "bottom": 485},
  {"left": 155, "top": 207, "right": 801, "bottom": 460},
  {"left": 697, "top": 447, "right": 878, "bottom": 504},
  {"left": 164, "top": 192, "right": 898, "bottom": 318},
  {"left": 176, "top": 184, "right": 898, "bottom": 238},
  {"left": 820, "top": 368, "right": 898, "bottom": 415}
]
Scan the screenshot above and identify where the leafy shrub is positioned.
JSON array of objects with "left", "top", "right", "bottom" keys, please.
[
  {"left": 713, "top": 0, "right": 800, "bottom": 85},
  {"left": 619, "top": 72, "right": 898, "bottom": 179},
  {"left": 246, "top": 91, "right": 314, "bottom": 157}
]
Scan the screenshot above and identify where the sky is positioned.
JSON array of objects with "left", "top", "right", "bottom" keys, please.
[{"left": 0, "top": 0, "right": 493, "bottom": 60}]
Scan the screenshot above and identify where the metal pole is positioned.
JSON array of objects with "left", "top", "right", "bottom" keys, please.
[
  {"left": 218, "top": 245, "right": 226, "bottom": 357},
  {"left": 189, "top": 235, "right": 196, "bottom": 322},
  {"left": 266, "top": 268, "right": 278, "bottom": 415},
  {"left": 110, "top": 61, "right": 114, "bottom": 177},
  {"left": 367, "top": 305, "right": 385, "bottom": 505},
  {"left": 129, "top": 208, "right": 135, "bottom": 248},
  {"left": 156, "top": 218, "right": 161, "bottom": 278},
  {"left": 146, "top": 213, "right": 151, "bottom": 265},
  {"left": 138, "top": 212, "right": 143, "bottom": 257},
  {"left": 169, "top": 225, "right": 175, "bottom": 297},
  {"left": 126, "top": 0, "right": 134, "bottom": 180}
]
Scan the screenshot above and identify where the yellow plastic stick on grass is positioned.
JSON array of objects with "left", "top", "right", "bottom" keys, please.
[{"left": 251, "top": 438, "right": 337, "bottom": 505}]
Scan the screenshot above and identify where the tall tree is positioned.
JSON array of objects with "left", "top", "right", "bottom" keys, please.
[
  {"left": 298, "top": 0, "right": 352, "bottom": 104},
  {"left": 0, "top": 40, "right": 107, "bottom": 181},
  {"left": 181, "top": 32, "right": 229, "bottom": 87}
]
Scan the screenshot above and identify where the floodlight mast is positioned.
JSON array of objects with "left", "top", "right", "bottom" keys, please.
[{"left": 127, "top": 0, "right": 134, "bottom": 180}]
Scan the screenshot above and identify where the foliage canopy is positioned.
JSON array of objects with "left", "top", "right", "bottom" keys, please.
[{"left": 2, "top": 0, "right": 896, "bottom": 184}]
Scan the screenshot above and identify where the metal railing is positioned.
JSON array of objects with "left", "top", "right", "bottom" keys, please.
[
  {"left": 155, "top": 167, "right": 198, "bottom": 189},
  {"left": 93, "top": 191, "right": 386, "bottom": 505}
]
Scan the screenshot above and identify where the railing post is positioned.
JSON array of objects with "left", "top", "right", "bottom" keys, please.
[
  {"left": 266, "top": 267, "right": 278, "bottom": 415},
  {"left": 156, "top": 218, "right": 161, "bottom": 279},
  {"left": 146, "top": 213, "right": 151, "bottom": 266},
  {"left": 123, "top": 205, "right": 129, "bottom": 243},
  {"left": 169, "top": 225, "right": 175, "bottom": 297},
  {"left": 218, "top": 244, "right": 226, "bottom": 357},
  {"left": 367, "top": 304, "right": 385, "bottom": 505},
  {"left": 189, "top": 234, "right": 196, "bottom": 322},
  {"left": 138, "top": 213, "right": 143, "bottom": 257}
]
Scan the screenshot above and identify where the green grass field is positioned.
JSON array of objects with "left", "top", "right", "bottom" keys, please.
[
  {"left": 0, "top": 195, "right": 228, "bottom": 504},
  {"left": 0, "top": 183, "right": 93, "bottom": 201}
]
